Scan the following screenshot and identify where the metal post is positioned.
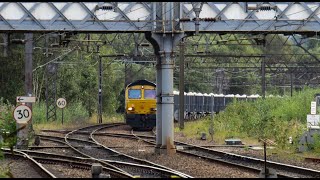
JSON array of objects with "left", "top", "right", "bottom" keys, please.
[
  {"left": 124, "top": 62, "right": 127, "bottom": 90},
  {"left": 264, "top": 142, "right": 267, "bottom": 178},
  {"left": 261, "top": 58, "right": 266, "bottom": 99},
  {"left": 2, "top": 33, "right": 8, "bottom": 57},
  {"left": 62, "top": 108, "right": 64, "bottom": 125},
  {"left": 98, "top": 56, "right": 103, "bottom": 124},
  {"left": 160, "top": 35, "right": 175, "bottom": 152},
  {"left": 179, "top": 39, "right": 185, "bottom": 130},
  {"left": 45, "top": 35, "right": 49, "bottom": 121},
  {"left": 209, "top": 95, "right": 214, "bottom": 141},
  {"left": 155, "top": 55, "right": 162, "bottom": 153},
  {"left": 17, "top": 33, "right": 33, "bottom": 149},
  {"left": 87, "top": 34, "right": 90, "bottom": 53},
  {"left": 290, "top": 72, "right": 293, "bottom": 97},
  {"left": 145, "top": 2, "right": 183, "bottom": 155},
  {"left": 45, "top": 35, "right": 57, "bottom": 122},
  {"left": 25, "top": 33, "right": 33, "bottom": 119}
]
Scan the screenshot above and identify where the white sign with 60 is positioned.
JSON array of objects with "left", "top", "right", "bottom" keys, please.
[{"left": 57, "top": 98, "right": 67, "bottom": 109}]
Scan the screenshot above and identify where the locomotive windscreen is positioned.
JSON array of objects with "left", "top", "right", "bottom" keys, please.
[
  {"left": 128, "top": 89, "right": 141, "bottom": 99},
  {"left": 145, "top": 90, "right": 156, "bottom": 99}
]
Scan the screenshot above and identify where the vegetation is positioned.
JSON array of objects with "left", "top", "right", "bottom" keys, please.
[
  {"left": 0, "top": 98, "right": 17, "bottom": 150},
  {"left": 175, "top": 87, "right": 320, "bottom": 151},
  {"left": 0, "top": 98, "right": 17, "bottom": 177},
  {"left": 32, "top": 102, "right": 89, "bottom": 124},
  {"left": 32, "top": 102, "right": 124, "bottom": 132}
]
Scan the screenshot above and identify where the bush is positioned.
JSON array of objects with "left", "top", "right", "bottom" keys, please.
[
  {"left": 310, "top": 134, "right": 320, "bottom": 154},
  {"left": 207, "top": 88, "right": 319, "bottom": 149},
  {"left": 0, "top": 98, "right": 17, "bottom": 151}
]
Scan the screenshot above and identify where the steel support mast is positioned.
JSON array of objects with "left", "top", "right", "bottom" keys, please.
[{"left": 146, "top": 2, "right": 185, "bottom": 154}]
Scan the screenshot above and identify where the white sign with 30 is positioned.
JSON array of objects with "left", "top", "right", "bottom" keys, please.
[{"left": 13, "top": 105, "right": 32, "bottom": 123}]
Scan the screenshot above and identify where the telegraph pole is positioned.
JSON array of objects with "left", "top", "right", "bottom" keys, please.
[{"left": 261, "top": 58, "right": 266, "bottom": 99}]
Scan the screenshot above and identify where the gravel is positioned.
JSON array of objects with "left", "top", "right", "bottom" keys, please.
[
  {"left": 36, "top": 138, "right": 65, "bottom": 147},
  {"left": 93, "top": 135, "right": 258, "bottom": 178},
  {"left": 0, "top": 157, "right": 45, "bottom": 178},
  {"left": 31, "top": 147, "right": 83, "bottom": 158},
  {"left": 41, "top": 164, "right": 91, "bottom": 178},
  {"left": 208, "top": 146, "right": 320, "bottom": 172},
  {"left": 8, "top": 125, "right": 320, "bottom": 178},
  {"left": 100, "top": 125, "right": 132, "bottom": 134},
  {"left": 39, "top": 132, "right": 66, "bottom": 138},
  {"left": 105, "top": 125, "right": 320, "bottom": 173}
]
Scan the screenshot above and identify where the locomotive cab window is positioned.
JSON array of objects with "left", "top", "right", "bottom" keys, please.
[
  {"left": 128, "top": 89, "right": 141, "bottom": 99},
  {"left": 144, "top": 89, "right": 156, "bottom": 99}
]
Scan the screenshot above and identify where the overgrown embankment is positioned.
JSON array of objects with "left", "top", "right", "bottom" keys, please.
[
  {"left": 1, "top": 99, "right": 124, "bottom": 135},
  {"left": 32, "top": 101, "right": 124, "bottom": 131},
  {"left": 176, "top": 88, "right": 320, "bottom": 150}
]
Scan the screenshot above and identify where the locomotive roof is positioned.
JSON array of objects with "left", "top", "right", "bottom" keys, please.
[{"left": 127, "top": 79, "right": 156, "bottom": 88}]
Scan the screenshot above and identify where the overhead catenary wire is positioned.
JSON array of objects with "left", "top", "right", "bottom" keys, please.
[
  {"left": 32, "top": 45, "right": 80, "bottom": 72},
  {"left": 13, "top": 2, "right": 320, "bottom": 76}
]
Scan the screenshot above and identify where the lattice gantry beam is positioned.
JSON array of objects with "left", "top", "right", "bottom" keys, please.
[
  {"left": 1, "top": 2, "right": 320, "bottom": 33},
  {"left": 0, "top": 2, "right": 152, "bottom": 32},
  {"left": 181, "top": 2, "right": 320, "bottom": 33}
]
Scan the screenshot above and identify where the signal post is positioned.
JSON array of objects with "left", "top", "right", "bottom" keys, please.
[
  {"left": 15, "top": 96, "right": 35, "bottom": 149},
  {"left": 15, "top": 33, "right": 34, "bottom": 149}
]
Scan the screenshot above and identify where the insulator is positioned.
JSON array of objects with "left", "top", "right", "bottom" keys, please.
[
  {"left": 101, "top": 6, "right": 113, "bottom": 10},
  {"left": 139, "top": 43, "right": 150, "bottom": 47},
  {"left": 179, "top": 18, "right": 191, "bottom": 22},
  {"left": 259, "top": 5, "right": 274, "bottom": 11},
  {"left": 202, "top": 17, "right": 218, "bottom": 22}
]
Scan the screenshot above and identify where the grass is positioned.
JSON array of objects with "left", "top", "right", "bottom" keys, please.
[
  {"left": 32, "top": 102, "right": 89, "bottom": 125},
  {"left": 33, "top": 113, "right": 124, "bottom": 133},
  {"left": 175, "top": 87, "right": 320, "bottom": 157},
  {"left": 174, "top": 119, "right": 260, "bottom": 145},
  {"left": 0, "top": 165, "right": 11, "bottom": 178}
]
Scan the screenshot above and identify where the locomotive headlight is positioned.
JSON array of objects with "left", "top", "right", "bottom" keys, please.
[
  {"left": 128, "top": 107, "right": 134, "bottom": 111},
  {"left": 150, "top": 108, "right": 157, "bottom": 111}
]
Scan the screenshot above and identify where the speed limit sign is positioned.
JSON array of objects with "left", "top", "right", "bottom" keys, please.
[
  {"left": 57, "top": 98, "right": 67, "bottom": 109},
  {"left": 13, "top": 105, "right": 32, "bottom": 123}
]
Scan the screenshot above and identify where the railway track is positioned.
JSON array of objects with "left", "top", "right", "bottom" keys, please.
[
  {"left": 2, "top": 123, "right": 191, "bottom": 178},
  {"left": 1, "top": 148, "right": 57, "bottom": 178},
  {"left": 3, "top": 148, "right": 132, "bottom": 178},
  {"left": 37, "top": 131, "right": 180, "bottom": 178},
  {"left": 62, "top": 123, "right": 193, "bottom": 178},
  {"left": 2, "top": 148, "right": 133, "bottom": 178},
  {"left": 92, "top": 129, "right": 320, "bottom": 178}
]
